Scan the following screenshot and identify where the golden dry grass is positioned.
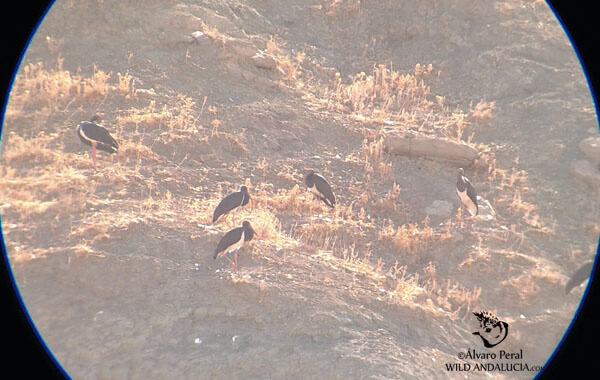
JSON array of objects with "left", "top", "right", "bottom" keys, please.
[
  {"left": 378, "top": 217, "right": 452, "bottom": 256},
  {"left": 6, "top": 59, "right": 125, "bottom": 120},
  {"left": 501, "top": 272, "right": 540, "bottom": 304},
  {"left": 1, "top": 132, "right": 59, "bottom": 165},
  {"left": 0, "top": 51, "right": 517, "bottom": 327},
  {"left": 266, "top": 37, "right": 305, "bottom": 83},
  {"left": 259, "top": 184, "right": 323, "bottom": 216},
  {"left": 323, "top": 0, "right": 361, "bottom": 18},
  {"left": 468, "top": 99, "right": 496, "bottom": 121},
  {"left": 116, "top": 95, "right": 201, "bottom": 135},
  {"left": 311, "top": 63, "right": 434, "bottom": 126},
  {"left": 274, "top": 57, "right": 494, "bottom": 150},
  {"left": 2, "top": 61, "right": 195, "bottom": 261},
  {"left": 359, "top": 137, "right": 394, "bottom": 180},
  {"left": 422, "top": 261, "right": 482, "bottom": 319}
]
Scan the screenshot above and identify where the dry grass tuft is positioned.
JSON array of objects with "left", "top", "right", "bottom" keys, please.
[
  {"left": 379, "top": 217, "right": 451, "bottom": 255},
  {"left": 117, "top": 139, "right": 163, "bottom": 164},
  {"left": 294, "top": 219, "right": 363, "bottom": 252},
  {"left": 266, "top": 37, "right": 304, "bottom": 82},
  {"left": 167, "top": 95, "right": 201, "bottom": 134},
  {"left": 359, "top": 137, "right": 394, "bottom": 180},
  {"left": 117, "top": 100, "right": 170, "bottom": 132},
  {"left": 457, "top": 243, "right": 490, "bottom": 270},
  {"left": 388, "top": 263, "right": 425, "bottom": 303},
  {"left": 200, "top": 24, "right": 227, "bottom": 46},
  {"left": 6, "top": 59, "right": 143, "bottom": 122},
  {"left": 337, "top": 247, "right": 389, "bottom": 288},
  {"left": 242, "top": 205, "right": 299, "bottom": 253},
  {"left": 422, "top": 262, "right": 481, "bottom": 319},
  {"left": 116, "top": 72, "right": 147, "bottom": 99},
  {"left": 328, "top": 63, "right": 432, "bottom": 124},
  {"left": 81, "top": 65, "right": 112, "bottom": 98},
  {"left": 7, "top": 60, "right": 82, "bottom": 114},
  {"left": 261, "top": 184, "right": 323, "bottom": 215},
  {"left": 117, "top": 95, "right": 200, "bottom": 136},
  {"left": 468, "top": 100, "right": 496, "bottom": 121},
  {"left": 0, "top": 162, "right": 92, "bottom": 225},
  {"left": 295, "top": 61, "right": 491, "bottom": 145},
  {"left": 530, "top": 264, "right": 562, "bottom": 285},
  {"left": 369, "top": 182, "right": 404, "bottom": 218},
  {"left": 501, "top": 272, "right": 540, "bottom": 303},
  {"left": 314, "top": 247, "right": 479, "bottom": 319},
  {"left": 490, "top": 164, "right": 551, "bottom": 231},
  {"left": 324, "top": 0, "right": 361, "bottom": 18},
  {"left": 1, "top": 132, "right": 59, "bottom": 165}
]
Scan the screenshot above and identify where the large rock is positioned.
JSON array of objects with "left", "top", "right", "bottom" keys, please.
[
  {"left": 569, "top": 160, "right": 600, "bottom": 188},
  {"left": 383, "top": 133, "right": 478, "bottom": 167},
  {"left": 579, "top": 136, "right": 600, "bottom": 167}
]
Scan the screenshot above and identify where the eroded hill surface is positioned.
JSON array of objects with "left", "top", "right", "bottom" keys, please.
[{"left": 2, "top": 1, "right": 598, "bottom": 379}]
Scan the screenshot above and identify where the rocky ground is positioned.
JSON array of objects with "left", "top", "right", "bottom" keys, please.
[{"left": 2, "top": 1, "right": 599, "bottom": 379}]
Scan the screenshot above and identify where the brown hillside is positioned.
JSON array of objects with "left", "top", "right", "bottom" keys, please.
[{"left": 2, "top": 1, "right": 598, "bottom": 379}]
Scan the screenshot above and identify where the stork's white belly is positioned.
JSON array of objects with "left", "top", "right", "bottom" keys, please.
[
  {"left": 226, "top": 230, "right": 246, "bottom": 253},
  {"left": 457, "top": 189, "right": 477, "bottom": 216}
]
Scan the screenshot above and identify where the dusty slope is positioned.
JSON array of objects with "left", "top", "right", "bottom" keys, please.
[{"left": 2, "top": 1, "right": 599, "bottom": 379}]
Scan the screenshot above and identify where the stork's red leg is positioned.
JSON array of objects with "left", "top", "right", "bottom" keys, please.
[
  {"left": 233, "top": 249, "right": 239, "bottom": 273},
  {"left": 91, "top": 141, "right": 98, "bottom": 170},
  {"left": 223, "top": 254, "right": 235, "bottom": 269},
  {"left": 224, "top": 214, "right": 232, "bottom": 228}
]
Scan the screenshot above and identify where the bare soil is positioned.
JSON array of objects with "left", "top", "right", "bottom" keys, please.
[{"left": 2, "top": 1, "right": 599, "bottom": 379}]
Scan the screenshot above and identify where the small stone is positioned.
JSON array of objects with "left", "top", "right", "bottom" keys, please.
[
  {"left": 191, "top": 31, "right": 210, "bottom": 45},
  {"left": 251, "top": 52, "right": 277, "bottom": 69}
]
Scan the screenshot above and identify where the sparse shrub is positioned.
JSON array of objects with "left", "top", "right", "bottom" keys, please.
[
  {"left": 379, "top": 217, "right": 450, "bottom": 256},
  {"left": 1, "top": 132, "right": 58, "bottom": 165},
  {"left": 468, "top": 100, "right": 495, "bottom": 121}
]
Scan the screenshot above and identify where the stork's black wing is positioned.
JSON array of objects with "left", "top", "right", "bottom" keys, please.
[
  {"left": 213, "top": 191, "right": 248, "bottom": 223},
  {"left": 78, "top": 122, "right": 119, "bottom": 154},
  {"left": 214, "top": 226, "right": 244, "bottom": 258},
  {"left": 313, "top": 174, "right": 336, "bottom": 208},
  {"left": 565, "top": 261, "right": 594, "bottom": 294}
]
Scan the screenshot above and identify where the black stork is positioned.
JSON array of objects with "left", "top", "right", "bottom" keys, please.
[
  {"left": 304, "top": 170, "right": 336, "bottom": 208},
  {"left": 77, "top": 115, "right": 119, "bottom": 170},
  {"left": 456, "top": 168, "right": 478, "bottom": 216},
  {"left": 565, "top": 260, "right": 594, "bottom": 294},
  {"left": 212, "top": 185, "right": 251, "bottom": 225},
  {"left": 213, "top": 220, "right": 256, "bottom": 273}
]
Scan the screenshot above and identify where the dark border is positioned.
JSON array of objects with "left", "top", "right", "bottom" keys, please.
[
  {"left": 1, "top": 1, "right": 598, "bottom": 379},
  {"left": 1, "top": 1, "right": 67, "bottom": 379},
  {"left": 537, "top": 1, "right": 600, "bottom": 378}
]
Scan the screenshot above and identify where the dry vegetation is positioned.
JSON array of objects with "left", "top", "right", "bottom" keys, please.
[
  {"left": 1, "top": 46, "right": 541, "bottom": 322},
  {"left": 3, "top": 5, "right": 583, "bottom": 376}
]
